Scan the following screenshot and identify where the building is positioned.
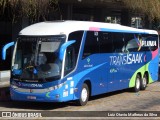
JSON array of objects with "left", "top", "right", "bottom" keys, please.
[{"left": 0, "top": 0, "right": 155, "bottom": 74}]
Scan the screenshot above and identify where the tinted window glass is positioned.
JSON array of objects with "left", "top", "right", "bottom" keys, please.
[
  {"left": 112, "top": 33, "right": 125, "bottom": 53},
  {"left": 125, "top": 34, "right": 158, "bottom": 52},
  {"left": 142, "top": 34, "right": 158, "bottom": 51},
  {"left": 125, "top": 33, "right": 140, "bottom": 52},
  {"left": 64, "top": 31, "right": 83, "bottom": 75},
  {"left": 83, "top": 31, "right": 99, "bottom": 59},
  {"left": 99, "top": 32, "right": 113, "bottom": 53}
]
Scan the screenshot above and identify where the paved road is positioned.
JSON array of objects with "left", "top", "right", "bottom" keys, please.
[
  {"left": 0, "top": 81, "right": 160, "bottom": 111},
  {"left": 0, "top": 80, "right": 160, "bottom": 119}
]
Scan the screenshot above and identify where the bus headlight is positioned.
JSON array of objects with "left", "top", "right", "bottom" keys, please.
[{"left": 48, "top": 82, "right": 65, "bottom": 91}]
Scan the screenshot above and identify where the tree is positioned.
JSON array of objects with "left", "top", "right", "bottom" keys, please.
[
  {"left": 0, "top": 0, "right": 59, "bottom": 23},
  {"left": 123, "top": 0, "right": 160, "bottom": 21},
  {"left": 1, "top": 0, "right": 160, "bottom": 23}
]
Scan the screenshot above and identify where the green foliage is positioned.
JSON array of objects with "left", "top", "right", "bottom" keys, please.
[
  {"left": 0, "top": 0, "right": 7, "bottom": 14},
  {"left": 123, "top": 0, "right": 160, "bottom": 21},
  {"left": 0, "top": 0, "right": 59, "bottom": 23},
  {"left": 1, "top": 0, "right": 160, "bottom": 23}
]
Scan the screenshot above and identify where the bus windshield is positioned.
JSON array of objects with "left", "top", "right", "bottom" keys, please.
[{"left": 12, "top": 35, "right": 65, "bottom": 82}]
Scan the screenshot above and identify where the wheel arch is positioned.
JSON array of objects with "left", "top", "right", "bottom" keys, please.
[
  {"left": 129, "top": 72, "right": 142, "bottom": 88},
  {"left": 143, "top": 71, "right": 149, "bottom": 84},
  {"left": 83, "top": 80, "right": 92, "bottom": 97},
  {"left": 137, "top": 72, "right": 142, "bottom": 79}
]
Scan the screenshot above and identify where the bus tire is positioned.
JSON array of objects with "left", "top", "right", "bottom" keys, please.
[
  {"left": 140, "top": 74, "right": 147, "bottom": 90},
  {"left": 133, "top": 74, "right": 141, "bottom": 92},
  {"left": 76, "top": 83, "right": 89, "bottom": 106}
]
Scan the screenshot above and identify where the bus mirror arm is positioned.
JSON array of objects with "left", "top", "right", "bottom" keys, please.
[
  {"left": 59, "top": 40, "right": 76, "bottom": 61},
  {"left": 2, "top": 42, "right": 14, "bottom": 60}
]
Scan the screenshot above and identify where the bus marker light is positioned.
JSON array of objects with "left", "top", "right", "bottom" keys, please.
[
  {"left": 70, "top": 81, "right": 74, "bottom": 87},
  {"left": 70, "top": 88, "right": 74, "bottom": 94},
  {"left": 67, "top": 77, "right": 73, "bottom": 81}
]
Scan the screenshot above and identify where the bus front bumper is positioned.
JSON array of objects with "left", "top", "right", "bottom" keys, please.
[{"left": 10, "top": 88, "right": 71, "bottom": 102}]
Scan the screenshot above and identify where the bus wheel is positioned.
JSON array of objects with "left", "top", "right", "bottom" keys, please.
[
  {"left": 140, "top": 74, "right": 147, "bottom": 90},
  {"left": 77, "top": 83, "right": 89, "bottom": 106},
  {"left": 134, "top": 74, "right": 141, "bottom": 92}
]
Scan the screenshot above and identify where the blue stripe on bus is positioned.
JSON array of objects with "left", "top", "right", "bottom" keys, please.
[
  {"left": 73, "top": 62, "right": 107, "bottom": 81},
  {"left": 100, "top": 28, "right": 149, "bottom": 34}
]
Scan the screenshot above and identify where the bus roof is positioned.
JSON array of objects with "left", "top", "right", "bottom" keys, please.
[{"left": 19, "top": 20, "right": 158, "bottom": 36}]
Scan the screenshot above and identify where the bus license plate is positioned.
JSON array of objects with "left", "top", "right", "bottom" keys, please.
[{"left": 27, "top": 96, "right": 36, "bottom": 100}]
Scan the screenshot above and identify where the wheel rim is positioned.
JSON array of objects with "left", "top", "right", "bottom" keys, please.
[
  {"left": 143, "top": 77, "right": 147, "bottom": 87},
  {"left": 81, "top": 88, "right": 88, "bottom": 102},
  {"left": 136, "top": 78, "right": 140, "bottom": 89}
]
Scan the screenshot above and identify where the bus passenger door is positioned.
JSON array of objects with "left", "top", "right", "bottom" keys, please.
[{"left": 98, "top": 32, "right": 114, "bottom": 92}]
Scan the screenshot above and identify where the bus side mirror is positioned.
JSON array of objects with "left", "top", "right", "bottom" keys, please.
[
  {"left": 2, "top": 42, "right": 14, "bottom": 60},
  {"left": 59, "top": 40, "right": 76, "bottom": 61}
]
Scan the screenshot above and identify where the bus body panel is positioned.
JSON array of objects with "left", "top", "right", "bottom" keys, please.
[
  {"left": 10, "top": 51, "right": 159, "bottom": 102},
  {"left": 8, "top": 21, "right": 159, "bottom": 103}
]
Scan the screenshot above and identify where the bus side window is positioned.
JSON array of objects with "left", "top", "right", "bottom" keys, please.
[
  {"left": 142, "top": 34, "right": 158, "bottom": 51},
  {"left": 64, "top": 31, "right": 83, "bottom": 76},
  {"left": 65, "top": 46, "right": 75, "bottom": 75},
  {"left": 82, "top": 31, "right": 99, "bottom": 59},
  {"left": 124, "top": 33, "right": 139, "bottom": 52},
  {"left": 112, "top": 32, "right": 125, "bottom": 53},
  {"left": 99, "top": 32, "right": 113, "bottom": 53}
]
